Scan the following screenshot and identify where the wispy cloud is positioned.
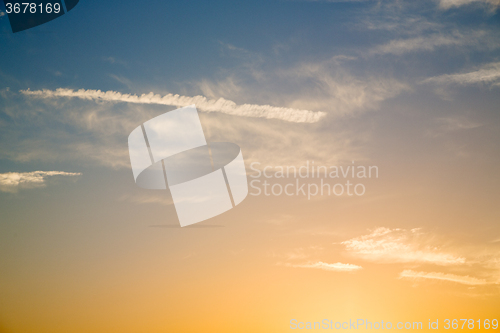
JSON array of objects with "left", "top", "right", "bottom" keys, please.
[
  {"left": 270, "top": 245, "right": 324, "bottom": 261},
  {"left": 193, "top": 46, "right": 407, "bottom": 117},
  {"left": 422, "top": 62, "right": 500, "bottom": 87},
  {"left": 342, "top": 228, "right": 500, "bottom": 289},
  {"left": 436, "top": 117, "right": 483, "bottom": 133},
  {"left": 341, "top": 227, "right": 466, "bottom": 265},
  {"left": 358, "top": 14, "right": 442, "bottom": 35},
  {"left": 102, "top": 56, "right": 127, "bottom": 66},
  {"left": 109, "top": 74, "right": 133, "bottom": 89},
  {"left": 425, "top": 116, "right": 483, "bottom": 138},
  {"left": 286, "top": 261, "right": 363, "bottom": 272},
  {"left": 277, "top": 60, "right": 408, "bottom": 115},
  {"left": 118, "top": 193, "right": 173, "bottom": 206},
  {"left": 0, "top": 171, "right": 81, "bottom": 193},
  {"left": 21, "top": 88, "right": 326, "bottom": 124},
  {"left": 370, "top": 31, "right": 493, "bottom": 55},
  {"left": 438, "top": 0, "right": 500, "bottom": 10},
  {"left": 399, "top": 270, "right": 490, "bottom": 285}
]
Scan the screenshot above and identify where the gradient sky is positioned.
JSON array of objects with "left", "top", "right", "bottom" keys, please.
[{"left": 1, "top": 0, "right": 500, "bottom": 332}]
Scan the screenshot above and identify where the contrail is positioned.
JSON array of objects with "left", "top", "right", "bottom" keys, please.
[{"left": 21, "top": 88, "right": 326, "bottom": 123}]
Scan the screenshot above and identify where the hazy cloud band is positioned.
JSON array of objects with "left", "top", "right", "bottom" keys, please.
[{"left": 0, "top": 171, "right": 82, "bottom": 193}]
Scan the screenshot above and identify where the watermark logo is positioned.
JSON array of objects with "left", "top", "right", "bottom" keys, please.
[
  {"left": 128, "top": 105, "right": 248, "bottom": 227},
  {"left": 249, "top": 161, "right": 379, "bottom": 199},
  {"left": 3, "top": 0, "right": 79, "bottom": 33}
]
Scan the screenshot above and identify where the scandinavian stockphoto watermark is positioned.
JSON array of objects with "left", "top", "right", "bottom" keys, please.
[
  {"left": 127, "top": 105, "right": 248, "bottom": 227},
  {"left": 290, "top": 318, "right": 499, "bottom": 330},
  {"left": 290, "top": 319, "right": 424, "bottom": 330},
  {"left": 249, "top": 161, "right": 378, "bottom": 199},
  {"left": 127, "top": 105, "right": 376, "bottom": 226}
]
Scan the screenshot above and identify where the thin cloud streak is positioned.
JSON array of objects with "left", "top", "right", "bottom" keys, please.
[
  {"left": 341, "top": 227, "right": 466, "bottom": 266},
  {"left": 399, "top": 270, "right": 490, "bottom": 285},
  {"left": 370, "top": 30, "right": 496, "bottom": 56},
  {"left": 439, "top": 0, "right": 500, "bottom": 10},
  {"left": 371, "top": 35, "right": 456, "bottom": 55},
  {"left": 20, "top": 88, "right": 326, "bottom": 124},
  {"left": 0, "top": 171, "right": 82, "bottom": 193},
  {"left": 422, "top": 62, "right": 500, "bottom": 86},
  {"left": 286, "top": 261, "right": 363, "bottom": 272},
  {"left": 118, "top": 193, "right": 173, "bottom": 206}
]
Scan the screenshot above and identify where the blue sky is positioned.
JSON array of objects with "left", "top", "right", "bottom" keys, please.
[{"left": 1, "top": 0, "right": 499, "bottom": 94}]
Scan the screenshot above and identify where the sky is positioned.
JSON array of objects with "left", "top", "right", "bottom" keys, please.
[{"left": 0, "top": 0, "right": 500, "bottom": 332}]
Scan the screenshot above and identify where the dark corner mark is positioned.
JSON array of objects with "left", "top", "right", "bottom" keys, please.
[{"left": 3, "top": 0, "right": 79, "bottom": 33}]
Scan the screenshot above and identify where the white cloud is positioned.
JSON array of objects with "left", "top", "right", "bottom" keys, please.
[
  {"left": 0, "top": 171, "right": 81, "bottom": 193},
  {"left": 438, "top": 0, "right": 500, "bottom": 10},
  {"left": 286, "top": 261, "right": 363, "bottom": 272},
  {"left": 422, "top": 62, "right": 500, "bottom": 86},
  {"left": 399, "top": 270, "right": 490, "bottom": 285},
  {"left": 341, "top": 227, "right": 466, "bottom": 265},
  {"left": 21, "top": 88, "right": 326, "bottom": 124}
]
